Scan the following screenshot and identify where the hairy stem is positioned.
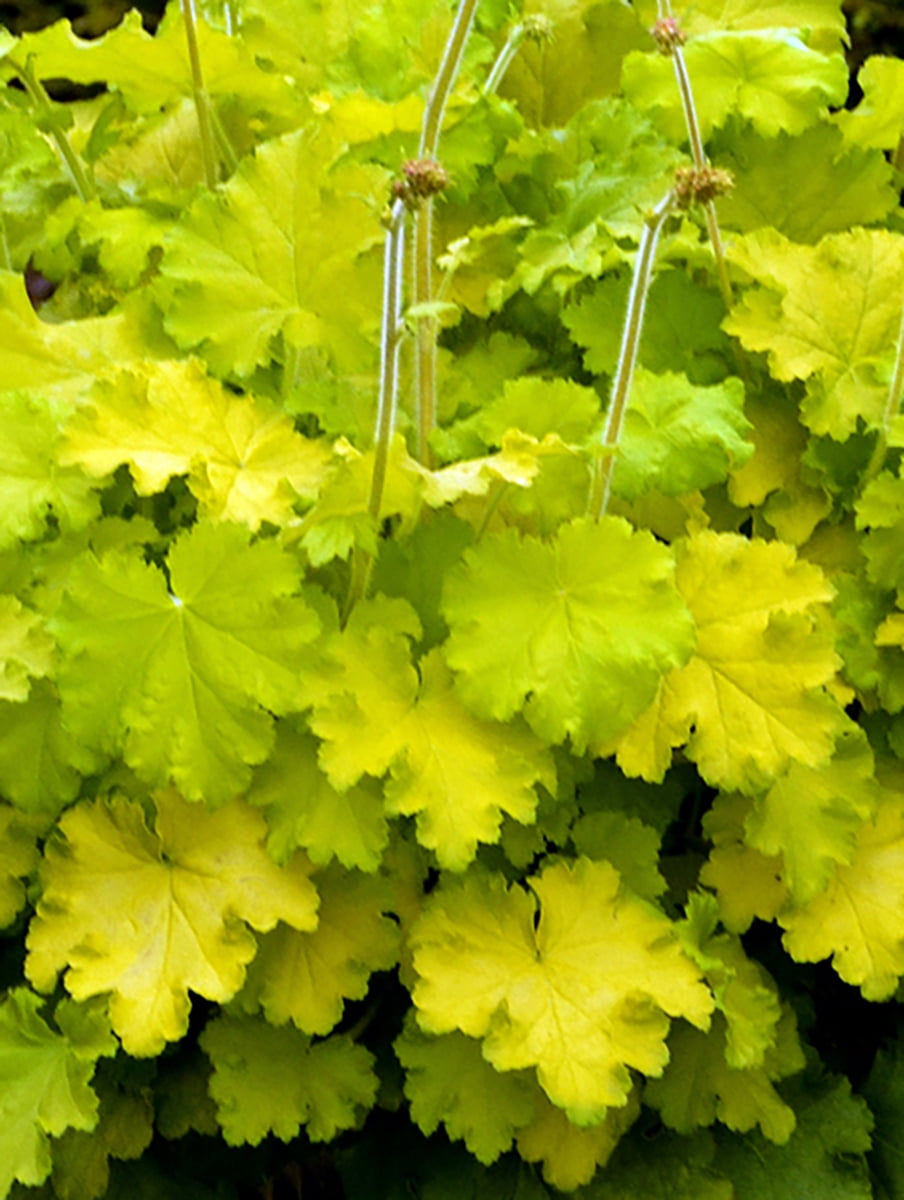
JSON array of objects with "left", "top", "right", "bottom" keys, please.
[
  {"left": 669, "top": 45, "right": 732, "bottom": 308},
  {"left": 411, "top": 0, "right": 480, "bottom": 463},
  {"left": 180, "top": 0, "right": 219, "bottom": 188},
  {"left": 11, "top": 58, "right": 96, "bottom": 202},
  {"left": 483, "top": 23, "right": 525, "bottom": 96},
  {"left": 587, "top": 191, "right": 675, "bottom": 522}
]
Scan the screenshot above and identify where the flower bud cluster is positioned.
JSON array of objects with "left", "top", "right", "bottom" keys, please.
[
  {"left": 390, "top": 158, "right": 451, "bottom": 210},
  {"left": 651, "top": 16, "right": 687, "bottom": 55},
  {"left": 673, "top": 165, "right": 734, "bottom": 209}
]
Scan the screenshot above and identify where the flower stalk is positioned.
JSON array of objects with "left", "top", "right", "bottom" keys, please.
[
  {"left": 587, "top": 189, "right": 676, "bottom": 522},
  {"left": 652, "top": 9, "right": 733, "bottom": 308},
  {"left": 411, "top": 0, "right": 480, "bottom": 466},
  {"left": 180, "top": 0, "right": 219, "bottom": 188},
  {"left": 10, "top": 57, "right": 96, "bottom": 202}
]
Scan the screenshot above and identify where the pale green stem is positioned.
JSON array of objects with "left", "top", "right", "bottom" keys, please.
[
  {"left": 0, "top": 217, "right": 12, "bottom": 271},
  {"left": 180, "top": 0, "right": 219, "bottom": 188},
  {"left": 587, "top": 191, "right": 675, "bottom": 521},
  {"left": 11, "top": 57, "right": 96, "bottom": 202},
  {"left": 864, "top": 299, "right": 904, "bottom": 482},
  {"left": 475, "top": 479, "right": 509, "bottom": 542},
  {"left": 411, "top": 0, "right": 481, "bottom": 464},
  {"left": 482, "top": 23, "right": 525, "bottom": 96},
  {"left": 210, "top": 105, "right": 239, "bottom": 175},
  {"left": 344, "top": 199, "right": 408, "bottom": 621},
  {"left": 670, "top": 45, "right": 732, "bottom": 308}
]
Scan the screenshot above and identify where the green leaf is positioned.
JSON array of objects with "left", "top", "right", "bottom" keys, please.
[
  {"left": 579, "top": 1126, "right": 732, "bottom": 1200},
  {"left": 570, "top": 810, "right": 665, "bottom": 901},
  {"left": 712, "top": 1070, "right": 873, "bottom": 1200},
  {"left": 234, "top": 864, "right": 399, "bottom": 1034},
  {"left": 201, "top": 1016, "right": 378, "bottom": 1145},
  {"left": 442, "top": 517, "right": 695, "bottom": 752},
  {"left": 51, "top": 522, "right": 322, "bottom": 803},
  {"left": 0, "top": 806, "right": 42, "bottom": 929},
  {"left": 714, "top": 124, "right": 898, "bottom": 244},
  {"left": 395, "top": 1018, "right": 536, "bottom": 1164},
  {"left": 835, "top": 55, "right": 904, "bottom": 152},
  {"left": 861, "top": 1030, "right": 904, "bottom": 1200},
  {"left": 612, "top": 369, "right": 752, "bottom": 500},
  {"left": 563, "top": 269, "right": 733, "bottom": 386},
  {"left": 0, "top": 990, "right": 115, "bottom": 1197},
  {"left": 0, "top": 596, "right": 53, "bottom": 702},
  {"left": 247, "top": 720, "right": 389, "bottom": 871}
]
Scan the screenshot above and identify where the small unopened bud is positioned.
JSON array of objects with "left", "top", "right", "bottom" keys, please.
[
  {"left": 522, "top": 14, "right": 555, "bottom": 44},
  {"left": 673, "top": 165, "right": 734, "bottom": 209},
  {"left": 391, "top": 158, "right": 450, "bottom": 210},
  {"left": 651, "top": 16, "right": 687, "bottom": 55}
]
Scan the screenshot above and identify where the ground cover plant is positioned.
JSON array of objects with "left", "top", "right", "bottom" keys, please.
[{"left": 0, "top": 0, "right": 903, "bottom": 1195}]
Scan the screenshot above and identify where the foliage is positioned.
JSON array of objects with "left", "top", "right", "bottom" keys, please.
[{"left": 0, "top": 0, "right": 901, "bottom": 1195}]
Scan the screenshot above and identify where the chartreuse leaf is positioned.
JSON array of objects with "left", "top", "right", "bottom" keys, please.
[
  {"left": 497, "top": 1, "right": 648, "bottom": 129},
  {"left": 395, "top": 1018, "right": 536, "bottom": 1166},
  {"left": 12, "top": 7, "right": 293, "bottom": 117},
  {"left": 442, "top": 518, "right": 695, "bottom": 754},
  {"left": 612, "top": 369, "right": 751, "bottom": 501},
  {"left": 700, "top": 794, "right": 788, "bottom": 934},
  {"left": 779, "top": 794, "right": 904, "bottom": 1000},
  {"left": 835, "top": 55, "right": 904, "bottom": 152},
  {"left": 0, "top": 596, "right": 53, "bottom": 701},
  {"left": 571, "top": 810, "right": 665, "bottom": 901},
  {"left": 622, "top": 31, "right": 846, "bottom": 141},
  {"left": 382, "top": 650, "right": 556, "bottom": 869},
  {"left": 724, "top": 229, "right": 904, "bottom": 438},
  {"left": 517, "top": 1086, "right": 641, "bottom": 1191},
  {"left": 0, "top": 805, "right": 42, "bottom": 928},
  {"left": 0, "top": 681, "right": 101, "bottom": 816},
  {"left": 247, "top": 720, "right": 389, "bottom": 871},
  {"left": 157, "top": 129, "right": 384, "bottom": 378},
  {"left": 200, "top": 1015, "right": 377, "bottom": 1145},
  {"left": 630, "top": 0, "right": 847, "bottom": 38},
  {"left": 306, "top": 601, "right": 555, "bottom": 869},
  {"left": 0, "top": 392, "right": 100, "bottom": 548},
  {"left": 680, "top": 895, "right": 783, "bottom": 1072},
  {"left": 410, "top": 858, "right": 713, "bottom": 1123},
  {"left": 712, "top": 1071, "right": 874, "bottom": 1200},
  {"left": 743, "top": 728, "right": 879, "bottom": 904},
  {"left": 61, "top": 361, "right": 331, "bottom": 530},
  {"left": 234, "top": 863, "right": 399, "bottom": 1034},
  {"left": 714, "top": 124, "right": 898, "bottom": 243},
  {"left": 855, "top": 472, "right": 904, "bottom": 592},
  {"left": 644, "top": 1008, "right": 804, "bottom": 1143},
  {"left": 25, "top": 790, "right": 319, "bottom": 1055},
  {"left": 0, "top": 989, "right": 115, "bottom": 1197},
  {"left": 51, "top": 522, "right": 322, "bottom": 804},
  {"left": 605, "top": 532, "right": 844, "bottom": 791},
  {"left": 563, "top": 270, "right": 733, "bottom": 386},
  {"left": 0, "top": 272, "right": 141, "bottom": 406}
]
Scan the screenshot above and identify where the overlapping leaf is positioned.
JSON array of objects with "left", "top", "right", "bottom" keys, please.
[
  {"left": 26, "top": 790, "right": 319, "bottom": 1055},
  {"left": 410, "top": 858, "right": 713, "bottom": 1122},
  {"left": 61, "top": 360, "right": 331, "bottom": 529},
  {"left": 442, "top": 517, "right": 695, "bottom": 753},
  {"left": 605, "top": 531, "right": 845, "bottom": 791},
  {"left": 201, "top": 1016, "right": 377, "bottom": 1145},
  {"left": 51, "top": 522, "right": 323, "bottom": 803}
]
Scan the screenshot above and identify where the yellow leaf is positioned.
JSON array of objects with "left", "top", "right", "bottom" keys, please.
[
  {"left": 605, "top": 532, "right": 844, "bottom": 790},
  {"left": 26, "top": 790, "right": 319, "bottom": 1055},
  {"left": 62, "top": 360, "right": 330, "bottom": 530},
  {"left": 780, "top": 796, "right": 904, "bottom": 1000},
  {"left": 410, "top": 859, "right": 713, "bottom": 1123},
  {"left": 700, "top": 794, "right": 788, "bottom": 934}
]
